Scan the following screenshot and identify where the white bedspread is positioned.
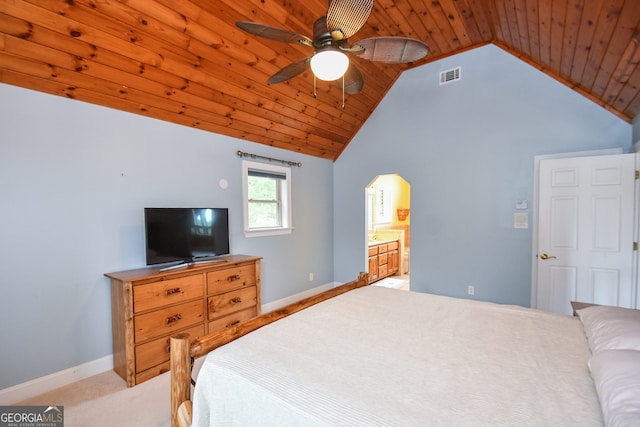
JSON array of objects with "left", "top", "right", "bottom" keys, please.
[{"left": 192, "top": 286, "right": 603, "bottom": 426}]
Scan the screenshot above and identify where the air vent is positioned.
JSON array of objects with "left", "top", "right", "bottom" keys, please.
[{"left": 439, "top": 67, "right": 461, "bottom": 85}]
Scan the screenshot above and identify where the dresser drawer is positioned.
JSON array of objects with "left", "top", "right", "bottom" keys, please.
[
  {"left": 135, "top": 300, "right": 204, "bottom": 343},
  {"left": 133, "top": 274, "right": 204, "bottom": 313},
  {"left": 377, "top": 244, "right": 388, "bottom": 253},
  {"left": 135, "top": 324, "right": 204, "bottom": 373},
  {"left": 136, "top": 363, "right": 169, "bottom": 385},
  {"left": 208, "top": 307, "right": 257, "bottom": 331},
  {"left": 378, "top": 253, "right": 388, "bottom": 265},
  {"left": 378, "top": 264, "right": 388, "bottom": 277},
  {"left": 368, "top": 246, "right": 378, "bottom": 257},
  {"left": 207, "top": 265, "right": 256, "bottom": 295},
  {"left": 387, "top": 241, "right": 399, "bottom": 251},
  {"left": 207, "top": 286, "right": 257, "bottom": 321}
]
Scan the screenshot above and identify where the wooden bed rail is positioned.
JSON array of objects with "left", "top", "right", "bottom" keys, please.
[{"left": 170, "top": 272, "right": 369, "bottom": 427}]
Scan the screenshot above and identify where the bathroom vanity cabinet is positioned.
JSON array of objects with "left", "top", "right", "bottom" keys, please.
[{"left": 368, "top": 240, "right": 399, "bottom": 283}]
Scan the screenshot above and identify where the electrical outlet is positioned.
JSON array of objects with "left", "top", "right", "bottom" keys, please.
[
  {"left": 467, "top": 285, "right": 475, "bottom": 296},
  {"left": 309, "top": 272, "right": 314, "bottom": 281}
]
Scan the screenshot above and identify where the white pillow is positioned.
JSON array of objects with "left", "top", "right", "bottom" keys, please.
[
  {"left": 589, "top": 350, "right": 640, "bottom": 427},
  {"left": 577, "top": 305, "right": 640, "bottom": 354}
]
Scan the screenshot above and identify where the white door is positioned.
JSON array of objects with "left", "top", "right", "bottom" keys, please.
[{"left": 536, "top": 153, "right": 637, "bottom": 315}]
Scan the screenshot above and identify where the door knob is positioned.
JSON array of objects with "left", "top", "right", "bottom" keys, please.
[{"left": 539, "top": 253, "right": 557, "bottom": 260}]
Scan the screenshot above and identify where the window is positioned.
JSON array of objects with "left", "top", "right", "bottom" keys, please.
[
  {"left": 242, "top": 160, "right": 292, "bottom": 237},
  {"left": 377, "top": 187, "right": 392, "bottom": 223}
]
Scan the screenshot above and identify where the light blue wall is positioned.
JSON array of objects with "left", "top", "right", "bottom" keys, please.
[
  {"left": 0, "top": 84, "right": 333, "bottom": 389},
  {"left": 334, "top": 45, "right": 631, "bottom": 305}
]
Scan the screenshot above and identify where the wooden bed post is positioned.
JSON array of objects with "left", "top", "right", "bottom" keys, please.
[{"left": 170, "top": 333, "right": 191, "bottom": 427}]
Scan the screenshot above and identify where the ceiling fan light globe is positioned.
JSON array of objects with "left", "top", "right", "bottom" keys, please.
[{"left": 310, "top": 50, "right": 349, "bottom": 81}]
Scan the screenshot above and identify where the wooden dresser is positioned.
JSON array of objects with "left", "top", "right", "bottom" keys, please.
[{"left": 105, "top": 254, "right": 261, "bottom": 386}]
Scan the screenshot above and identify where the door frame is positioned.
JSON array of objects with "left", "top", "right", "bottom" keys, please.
[
  {"left": 364, "top": 174, "right": 411, "bottom": 280},
  {"left": 530, "top": 148, "right": 624, "bottom": 309}
]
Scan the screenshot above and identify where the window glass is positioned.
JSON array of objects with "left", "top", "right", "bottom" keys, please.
[{"left": 242, "top": 160, "right": 292, "bottom": 237}]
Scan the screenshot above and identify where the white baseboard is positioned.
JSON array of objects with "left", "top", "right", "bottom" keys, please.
[
  {"left": 261, "top": 281, "right": 342, "bottom": 313},
  {"left": 0, "top": 355, "right": 113, "bottom": 405},
  {"left": 0, "top": 282, "right": 342, "bottom": 405}
]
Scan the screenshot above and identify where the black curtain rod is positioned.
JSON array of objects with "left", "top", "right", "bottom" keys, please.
[{"left": 237, "top": 150, "right": 302, "bottom": 167}]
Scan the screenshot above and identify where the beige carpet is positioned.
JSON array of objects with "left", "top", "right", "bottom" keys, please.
[{"left": 17, "top": 370, "right": 171, "bottom": 427}]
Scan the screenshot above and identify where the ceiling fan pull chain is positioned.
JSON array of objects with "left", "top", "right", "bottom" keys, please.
[
  {"left": 342, "top": 75, "right": 345, "bottom": 109},
  {"left": 313, "top": 74, "right": 317, "bottom": 98}
]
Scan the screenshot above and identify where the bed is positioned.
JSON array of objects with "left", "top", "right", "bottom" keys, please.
[{"left": 170, "top": 273, "right": 640, "bottom": 427}]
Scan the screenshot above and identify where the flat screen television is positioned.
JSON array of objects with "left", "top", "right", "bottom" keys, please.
[{"left": 144, "top": 208, "right": 230, "bottom": 266}]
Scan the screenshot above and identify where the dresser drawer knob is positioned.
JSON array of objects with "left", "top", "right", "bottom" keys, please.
[
  {"left": 166, "top": 314, "right": 182, "bottom": 324},
  {"left": 227, "top": 274, "right": 241, "bottom": 281},
  {"left": 165, "top": 287, "right": 182, "bottom": 296},
  {"left": 229, "top": 297, "right": 242, "bottom": 305}
]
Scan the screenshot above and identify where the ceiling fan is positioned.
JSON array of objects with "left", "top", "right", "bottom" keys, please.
[{"left": 236, "top": 0, "right": 429, "bottom": 95}]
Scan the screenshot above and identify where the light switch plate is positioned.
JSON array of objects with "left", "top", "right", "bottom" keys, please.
[{"left": 514, "top": 212, "right": 528, "bottom": 229}]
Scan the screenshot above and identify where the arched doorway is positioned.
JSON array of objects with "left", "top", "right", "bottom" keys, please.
[{"left": 366, "top": 174, "right": 411, "bottom": 290}]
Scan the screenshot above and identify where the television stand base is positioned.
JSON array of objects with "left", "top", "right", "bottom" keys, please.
[
  {"left": 191, "top": 258, "right": 227, "bottom": 266},
  {"left": 158, "top": 262, "right": 189, "bottom": 272},
  {"left": 159, "top": 258, "right": 227, "bottom": 272}
]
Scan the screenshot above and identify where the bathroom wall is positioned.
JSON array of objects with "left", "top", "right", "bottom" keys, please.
[{"left": 369, "top": 174, "right": 411, "bottom": 247}]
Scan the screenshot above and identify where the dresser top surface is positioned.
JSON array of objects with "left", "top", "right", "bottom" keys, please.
[{"left": 105, "top": 254, "right": 261, "bottom": 282}]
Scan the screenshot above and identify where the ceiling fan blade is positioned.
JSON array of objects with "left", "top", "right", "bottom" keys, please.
[
  {"left": 236, "top": 21, "right": 313, "bottom": 46},
  {"left": 333, "top": 62, "right": 364, "bottom": 94},
  {"left": 326, "top": 0, "right": 374, "bottom": 40},
  {"left": 267, "top": 58, "right": 311, "bottom": 85},
  {"left": 354, "top": 37, "right": 429, "bottom": 63}
]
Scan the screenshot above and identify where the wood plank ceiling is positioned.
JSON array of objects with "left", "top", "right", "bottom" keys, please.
[{"left": 1, "top": 1, "right": 639, "bottom": 160}]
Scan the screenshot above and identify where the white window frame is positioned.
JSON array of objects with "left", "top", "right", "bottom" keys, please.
[{"left": 242, "top": 160, "right": 293, "bottom": 237}]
